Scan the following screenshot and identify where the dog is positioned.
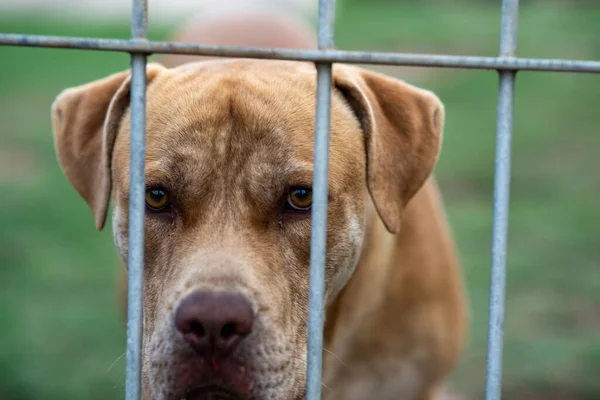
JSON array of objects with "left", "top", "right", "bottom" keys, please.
[{"left": 50, "top": 6, "right": 467, "bottom": 400}]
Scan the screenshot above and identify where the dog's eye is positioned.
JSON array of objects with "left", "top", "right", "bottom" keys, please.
[
  {"left": 286, "top": 188, "right": 312, "bottom": 211},
  {"left": 145, "top": 188, "right": 170, "bottom": 211}
]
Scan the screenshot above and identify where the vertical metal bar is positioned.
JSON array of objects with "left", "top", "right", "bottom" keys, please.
[
  {"left": 126, "top": 0, "right": 148, "bottom": 399},
  {"left": 306, "top": 1, "right": 336, "bottom": 399},
  {"left": 484, "top": 1, "right": 519, "bottom": 400}
]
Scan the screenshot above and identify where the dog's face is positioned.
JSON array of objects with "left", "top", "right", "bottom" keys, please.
[{"left": 51, "top": 60, "right": 444, "bottom": 400}]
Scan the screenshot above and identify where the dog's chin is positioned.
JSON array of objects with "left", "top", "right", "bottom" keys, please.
[
  {"left": 150, "top": 354, "right": 255, "bottom": 400},
  {"left": 184, "top": 385, "right": 245, "bottom": 400}
]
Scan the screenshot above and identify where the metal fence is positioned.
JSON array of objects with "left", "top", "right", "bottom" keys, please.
[{"left": 1, "top": 0, "right": 599, "bottom": 399}]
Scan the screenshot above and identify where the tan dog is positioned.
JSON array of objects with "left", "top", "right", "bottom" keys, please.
[{"left": 50, "top": 9, "right": 467, "bottom": 400}]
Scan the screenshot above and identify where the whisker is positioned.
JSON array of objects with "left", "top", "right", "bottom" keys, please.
[
  {"left": 107, "top": 351, "right": 127, "bottom": 373},
  {"left": 323, "top": 347, "right": 348, "bottom": 367},
  {"left": 113, "top": 379, "right": 126, "bottom": 389}
]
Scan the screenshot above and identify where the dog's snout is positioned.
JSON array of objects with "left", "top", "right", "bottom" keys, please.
[{"left": 174, "top": 291, "right": 254, "bottom": 355}]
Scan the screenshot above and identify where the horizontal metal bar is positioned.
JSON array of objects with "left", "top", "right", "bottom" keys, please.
[{"left": 1, "top": 33, "right": 600, "bottom": 73}]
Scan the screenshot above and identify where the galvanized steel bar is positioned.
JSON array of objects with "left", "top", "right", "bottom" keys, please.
[
  {"left": 125, "top": 0, "right": 148, "bottom": 399},
  {"left": 484, "top": 1, "right": 519, "bottom": 400},
  {"left": 306, "top": 1, "right": 336, "bottom": 399},
  {"left": 2, "top": 33, "right": 600, "bottom": 73}
]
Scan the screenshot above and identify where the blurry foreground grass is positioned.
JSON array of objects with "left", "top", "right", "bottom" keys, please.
[{"left": 0, "top": 1, "right": 599, "bottom": 399}]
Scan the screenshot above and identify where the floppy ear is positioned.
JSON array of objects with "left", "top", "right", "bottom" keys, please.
[
  {"left": 333, "top": 65, "right": 445, "bottom": 234},
  {"left": 51, "top": 64, "right": 165, "bottom": 231}
]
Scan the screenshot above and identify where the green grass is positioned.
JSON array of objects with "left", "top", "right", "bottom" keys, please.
[{"left": 1, "top": 2, "right": 599, "bottom": 399}]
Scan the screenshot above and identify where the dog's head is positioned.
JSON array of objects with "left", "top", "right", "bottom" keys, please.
[{"left": 51, "top": 60, "right": 444, "bottom": 400}]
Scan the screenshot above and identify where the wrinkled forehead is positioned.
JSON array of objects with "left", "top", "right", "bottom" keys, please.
[{"left": 113, "top": 60, "right": 364, "bottom": 190}]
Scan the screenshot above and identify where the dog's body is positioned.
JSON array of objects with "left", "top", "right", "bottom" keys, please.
[
  {"left": 52, "top": 7, "right": 466, "bottom": 400},
  {"left": 322, "top": 181, "right": 466, "bottom": 400}
]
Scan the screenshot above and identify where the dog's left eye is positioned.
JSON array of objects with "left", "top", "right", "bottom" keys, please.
[
  {"left": 286, "top": 188, "right": 312, "bottom": 211},
  {"left": 145, "top": 188, "right": 170, "bottom": 211}
]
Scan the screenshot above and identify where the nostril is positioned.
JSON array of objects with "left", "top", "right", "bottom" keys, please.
[
  {"left": 190, "top": 321, "right": 205, "bottom": 337},
  {"left": 220, "top": 322, "right": 236, "bottom": 339}
]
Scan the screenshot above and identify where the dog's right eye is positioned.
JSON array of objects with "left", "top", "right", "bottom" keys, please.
[
  {"left": 286, "top": 188, "right": 313, "bottom": 211},
  {"left": 145, "top": 188, "right": 170, "bottom": 211}
]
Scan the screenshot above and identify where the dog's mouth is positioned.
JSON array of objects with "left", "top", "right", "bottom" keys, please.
[{"left": 183, "top": 385, "right": 244, "bottom": 400}]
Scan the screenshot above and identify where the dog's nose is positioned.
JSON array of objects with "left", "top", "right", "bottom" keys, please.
[{"left": 174, "top": 291, "right": 254, "bottom": 355}]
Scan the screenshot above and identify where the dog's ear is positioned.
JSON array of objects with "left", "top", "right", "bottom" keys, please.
[
  {"left": 333, "top": 65, "right": 444, "bottom": 234},
  {"left": 51, "top": 64, "right": 165, "bottom": 231}
]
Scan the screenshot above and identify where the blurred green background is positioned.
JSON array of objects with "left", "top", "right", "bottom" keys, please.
[{"left": 0, "top": 0, "right": 599, "bottom": 399}]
